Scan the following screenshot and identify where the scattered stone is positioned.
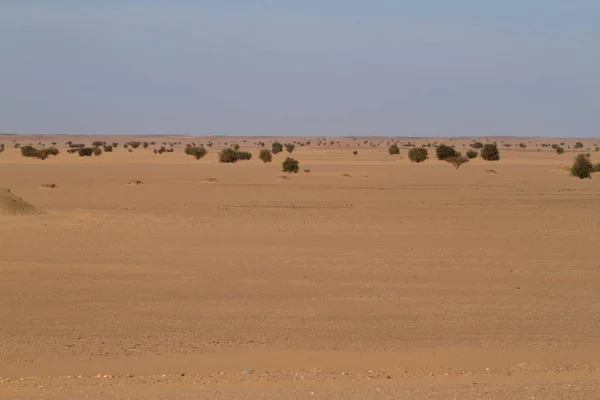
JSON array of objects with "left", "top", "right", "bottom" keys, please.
[{"left": 40, "top": 183, "right": 57, "bottom": 189}]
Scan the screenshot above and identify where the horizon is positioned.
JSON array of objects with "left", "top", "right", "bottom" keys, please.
[{"left": 1, "top": 1, "right": 599, "bottom": 137}]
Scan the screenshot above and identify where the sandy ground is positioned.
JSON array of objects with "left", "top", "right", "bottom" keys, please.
[{"left": 1, "top": 136, "right": 599, "bottom": 399}]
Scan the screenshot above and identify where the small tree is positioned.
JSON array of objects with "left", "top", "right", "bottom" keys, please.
[
  {"left": 481, "top": 144, "right": 500, "bottom": 161},
  {"left": 282, "top": 157, "right": 299, "bottom": 173},
  {"left": 259, "top": 149, "right": 272, "bottom": 163},
  {"left": 284, "top": 143, "right": 295, "bottom": 153},
  {"left": 446, "top": 155, "right": 469, "bottom": 169},
  {"left": 571, "top": 154, "right": 593, "bottom": 179},
  {"left": 388, "top": 143, "right": 400, "bottom": 155},
  {"left": 272, "top": 142, "right": 283, "bottom": 154},
  {"left": 408, "top": 147, "right": 428, "bottom": 163},
  {"left": 466, "top": 150, "right": 478, "bottom": 159},
  {"left": 436, "top": 144, "right": 458, "bottom": 160}
]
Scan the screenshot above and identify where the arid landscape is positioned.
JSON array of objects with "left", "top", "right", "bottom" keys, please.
[{"left": 1, "top": 135, "right": 599, "bottom": 399}]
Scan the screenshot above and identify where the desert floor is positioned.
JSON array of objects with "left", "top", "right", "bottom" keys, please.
[{"left": 1, "top": 136, "right": 599, "bottom": 399}]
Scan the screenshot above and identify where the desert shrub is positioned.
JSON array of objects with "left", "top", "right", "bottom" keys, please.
[
  {"left": 92, "top": 141, "right": 105, "bottom": 147},
  {"left": 571, "top": 154, "right": 593, "bottom": 179},
  {"left": 471, "top": 142, "right": 483, "bottom": 149},
  {"left": 259, "top": 149, "right": 272, "bottom": 163},
  {"left": 519, "top": 143, "right": 527, "bottom": 149},
  {"left": 480, "top": 144, "right": 500, "bottom": 161},
  {"left": 112, "top": 142, "right": 119, "bottom": 148},
  {"left": 78, "top": 147, "right": 94, "bottom": 157},
  {"left": 21, "top": 145, "right": 59, "bottom": 160},
  {"left": 595, "top": 146, "right": 599, "bottom": 152},
  {"left": 0, "top": 144, "right": 4, "bottom": 153},
  {"left": 592, "top": 163, "right": 600, "bottom": 173},
  {"left": 408, "top": 147, "right": 428, "bottom": 163},
  {"left": 556, "top": 146, "right": 565, "bottom": 154},
  {"left": 158, "top": 146, "right": 166, "bottom": 154},
  {"left": 21, "top": 145, "right": 39, "bottom": 157},
  {"left": 466, "top": 150, "right": 478, "bottom": 159},
  {"left": 93, "top": 147, "right": 102, "bottom": 156},
  {"left": 574, "top": 142, "right": 584, "bottom": 149},
  {"left": 67, "top": 148, "right": 78, "bottom": 154},
  {"left": 103, "top": 145, "right": 113, "bottom": 152},
  {"left": 236, "top": 151, "right": 252, "bottom": 161},
  {"left": 445, "top": 155, "right": 469, "bottom": 169},
  {"left": 551, "top": 144, "right": 559, "bottom": 150},
  {"left": 284, "top": 143, "right": 295, "bottom": 153},
  {"left": 185, "top": 146, "right": 207, "bottom": 160},
  {"left": 436, "top": 144, "right": 458, "bottom": 160},
  {"left": 143, "top": 142, "right": 149, "bottom": 149},
  {"left": 388, "top": 143, "right": 400, "bottom": 155},
  {"left": 272, "top": 141, "right": 283, "bottom": 154},
  {"left": 282, "top": 157, "right": 299, "bottom": 173},
  {"left": 218, "top": 148, "right": 251, "bottom": 163},
  {"left": 304, "top": 168, "right": 311, "bottom": 173},
  {"left": 232, "top": 144, "right": 240, "bottom": 151},
  {"left": 153, "top": 149, "right": 158, "bottom": 154},
  {"left": 353, "top": 150, "right": 358, "bottom": 156},
  {"left": 127, "top": 141, "right": 142, "bottom": 149}
]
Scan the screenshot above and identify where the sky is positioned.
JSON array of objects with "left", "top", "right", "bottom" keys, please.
[{"left": 0, "top": 1, "right": 598, "bottom": 137}]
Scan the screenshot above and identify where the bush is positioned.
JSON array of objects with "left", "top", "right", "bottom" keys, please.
[
  {"left": 556, "top": 147, "right": 565, "bottom": 154},
  {"left": 21, "top": 145, "right": 59, "bottom": 160},
  {"left": 93, "top": 147, "right": 102, "bottom": 156},
  {"left": 103, "top": 145, "right": 113, "bottom": 152},
  {"left": 408, "top": 147, "right": 428, "bottom": 163},
  {"left": 436, "top": 144, "right": 458, "bottom": 160},
  {"left": 574, "top": 142, "right": 584, "bottom": 149},
  {"left": 353, "top": 150, "right": 358, "bottom": 156},
  {"left": 259, "top": 149, "right": 272, "bottom": 163},
  {"left": 272, "top": 142, "right": 283, "bottom": 154},
  {"left": 592, "top": 163, "right": 600, "bottom": 173},
  {"left": 466, "top": 150, "right": 478, "bottom": 159},
  {"left": 78, "top": 147, "right": 94, "bottom": 157},
  {"left": 143, "top": 142, "right": 149, "bottom": 149},
  {"left": 282, "top": 157, "right": 299, "bottom": 173},
  {"left": 232, "top": 144, "right": 240, "bottom": 151},
  {"left": 471, "top": 142, "right": 484, "bottom": 149},
  {"left": 388, "top": 143, "right": 400, "bottom": 155},
  {"left": 127, "top": 141, "right": 142, "bottom": 149},
  {"left": 92, "top": 141, "right": 106, "bottom": 147},
  {"left": 445, "top": 155, "right": 469, "bottom": 169},
  {"left": 571, "top": 154, "right": 593, "bottom": 179},
  {"left": 480, "top": 144, "right": 500, "bottom": 161},
  {"left": 284, "top": 143, "right": 295, "bottom": 153},
  {"left": 185, "top": 146, "right": 207, "bottom": 160},
  {"left": 218, "top": 148, "right": 252, "bottom": 163}
]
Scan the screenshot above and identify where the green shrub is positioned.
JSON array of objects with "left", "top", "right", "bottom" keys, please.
[
  {"left": 436, "top": 144, "right": 458, "bottom": 160},
  {"left": 408, "top": 147, "right": 428, "bottom": 163},
  {"left": 556, "top": 147, "right": 565, "bottom": 154},
  {"left": 284, "top": 143, "right": 295, "bottom": 153},
  {"left": 571, "top": 154, "right": 593, "bottom": 179},
  {"left": 103, "top": 145, "right": 113, "bottom": 152},
  {"left": 78, "top": 147, "right": 94, "bottom": 157},
  {"left": 218, "top": 148, "right": 252, "bottom": 163},
  {"left": 466, "top": 150, "right": 478, "bottom": 159},
  {"left": 481, "top": 144, "right": 500, "bottom": 161},
  {"left": 232, "top": 144, "right": 240, "bottom": 151},
  {"left": 272, "top": 141, "right": 283, "bottom": 154},
  {"left": 235, "top": 151, "right": 252, "bottom": 161},
  {"left": 445, "top": 155, "right": 469, "bottom": 169},
  {"left": 282, "top": 157, "right": 299, "bottom": 173},
  {"left": 93, "top": 147, "right": 102, "bottom": 156},
  {"left": 21, "top": 145, "right": 59, "bottom": 160},
  {"left": 185, "top": 146, "right": 207, "bottom": 160},
  {"left": 471, "top": 142, "right": 483, "bottom": 149},
  {"left": 259, "top": 149, "right": 272, "bottom": 163},
  {"left": 388, "top": 143, "right": 400, "bottom": 155}
]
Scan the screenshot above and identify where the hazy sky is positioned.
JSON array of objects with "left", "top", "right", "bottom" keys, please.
[{"left": 1, "top": 1, "right": 598, "bottom": 137}]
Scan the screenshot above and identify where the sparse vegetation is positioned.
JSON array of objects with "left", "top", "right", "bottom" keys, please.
[
  {"left": 436, "top": 144, "right": 458, "bottom": 160},
  {"left": 556, "top": 147, "right": 565, "bottom": 154},
  {"left": 388, "top": 143, "right": 400, "bottom": 155},
  {"left": 258, "top": 149, "right": 272, "bottom": 163},
  {"left": 284, "top": 143, "right": 295, "bottom": 153},
  {"left": 93, "top": 147, "right": 102, "bottom": 156},
  {"left": 408, "top": 147, "right": 428, "bottom": 163},
  {"left": 78, "top": 147, "right": 94, "bottom": 157},
  {"left": 219, "top": 148, "right": 252, "bottom": 163},
  {"left": 103, "top": 145, "right": 113, "bottom": 152},
  {"left": 127, "top": 141, "right": 142, "bottom": 149},
  {"left": 353, "top": 150, "right": 358, "bottom": 156},
  {"left": 481, "top": 144, "right": 500, "bottom": 161},
  {"left": 20, "top": 145, "right": 59, "bottom": 160},
  {"left": 282, "top": 157, "right": 299, "bottom": 173},
  {"left": 470, "top": 142, "right": 484, "bottom": 149},
  {"left": 571, "top": 154, "right": 593, "bottom": 179}
]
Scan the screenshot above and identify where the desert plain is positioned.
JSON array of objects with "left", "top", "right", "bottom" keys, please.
[{"left": 0, "top": 135, "right": 599, "bottom": 399}]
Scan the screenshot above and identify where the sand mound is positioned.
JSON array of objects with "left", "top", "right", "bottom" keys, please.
[
  {"left": 341, "top": 173, "right": 352, "bottom": 177},
  {"left": 0, "top": 188, "right": 41, "bottom": 216},
  {"left": 276, "top": 175, "right": 291, "bottom": 181},
  {"left": 200, "top": 178, "right": 219, "bottom": 183},
  {"left": 128, "top": 180, "right": 143, "bottom": 185},
  {"left": 40, "top": 183, "right": 57, "bottom": 189}
]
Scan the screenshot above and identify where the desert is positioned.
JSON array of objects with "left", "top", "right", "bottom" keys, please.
[{"left": 1, "top": 135, "right": 599, "bottom": 399}]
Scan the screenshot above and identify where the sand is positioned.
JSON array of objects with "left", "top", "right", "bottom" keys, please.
[{"left": 0, "top": 135, "right": 599, "bottom": 399}]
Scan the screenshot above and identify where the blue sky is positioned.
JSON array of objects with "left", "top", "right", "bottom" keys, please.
[{"left": 1, "top": 1, "right": 598, "bottom": 136}]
